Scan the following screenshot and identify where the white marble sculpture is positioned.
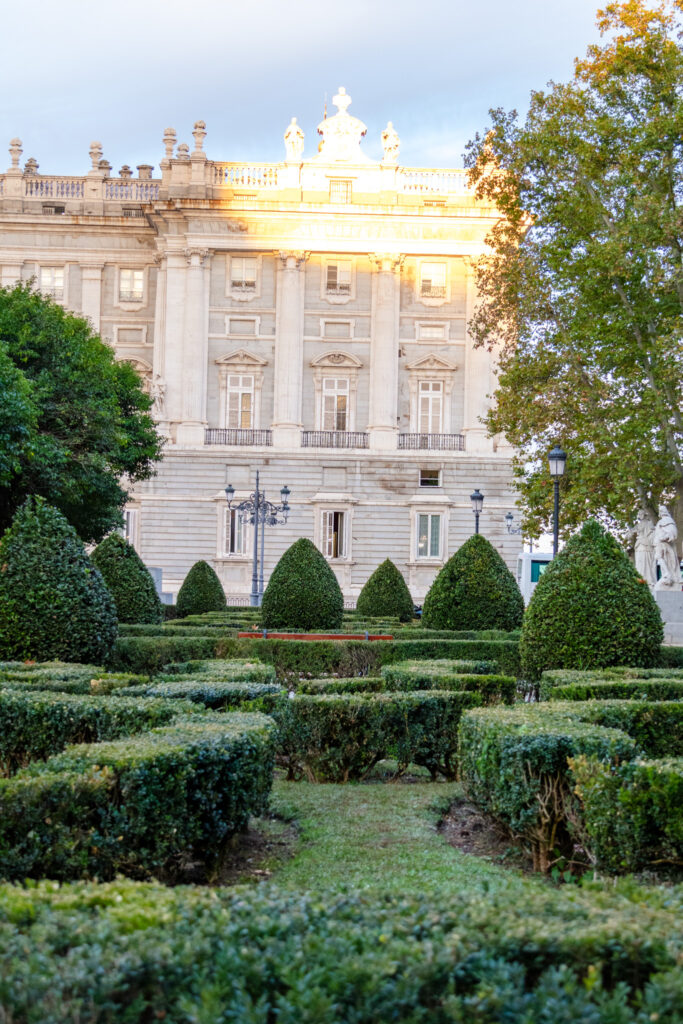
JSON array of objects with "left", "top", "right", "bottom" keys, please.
[
  {"left": 150, "top": 374, "right": 166, "bottom": 419},
  {"left": 381, "top": 122, "right": 400, "bottom": 164},
  {"left": 629, "top": 507, "right": 657, "bottom": 586},
  {"left": 284, "top": 118, "right": 304, "bottom": 162},
  {"left": 654, "top": 504, "right": 681, "bottom": 589}
]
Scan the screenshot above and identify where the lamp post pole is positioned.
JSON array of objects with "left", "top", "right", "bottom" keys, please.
[
  {"left": 470, "top": 489, "right": 484, "bottom": 535},
  {"left": 548, "top": 446, "right": 567, "bottom": 558},
  {"left": 225, "top": 472, "right": 291, "bottom": 608}
]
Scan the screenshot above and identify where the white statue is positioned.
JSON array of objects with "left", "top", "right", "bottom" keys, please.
[
  {"left": 654, "top": 504, "right": 681, "bottom": 590},
  {"left": 629, "top": 507, "right": 657, "bottom": 586},
  {"left": 150, "top": 374, "right": 166, "bottom": 419},
  {"left": 381, "top": 121, "right": 400, "bottom": 164},
  {"left": 284, "top": 117, "right": 304, "bottom": 162}
]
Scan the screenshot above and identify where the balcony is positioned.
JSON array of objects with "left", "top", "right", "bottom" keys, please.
[
  {"left": 398, "top": 433, "right": 465, "bottom": 451},
  {"left": 301, "top": 430, "right": 369, "bottom": 449},
  {"left": 205, "top": 428, "right": 272, "bottom": 446}
]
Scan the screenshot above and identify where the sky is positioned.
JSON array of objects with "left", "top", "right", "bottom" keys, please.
[{"left": 1, "top": 0, "right": 603, "bottom": 176}]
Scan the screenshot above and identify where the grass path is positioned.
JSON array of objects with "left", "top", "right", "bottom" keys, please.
[{"left": 269, "top": 777, "right": 543, "bottom": 897}]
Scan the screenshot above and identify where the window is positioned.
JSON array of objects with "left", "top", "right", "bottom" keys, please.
[
  {"left": 329, "top": 180, "right": 352, "bottom": 204},
  {"left": 326, "top": 260, "right": 352, "bottom": 295},
  {"left": 321, "top": 378, "right": 349, "bottom": 431},
  {"left": 530, "top": 559, "right": 549, "bottom": 583},
  {"left": 223, "top": 507, "right": 246, "bottom": 556},
  {"left": 42, "top": 204, "right": 65, "bottom": 215},
  {"left": 119, "top": 268, "right": 144, "bottom": 302},
  {"left": 226, "top": 374, "right": 254, "bottom": 429},
  {"left": 419, "top": 468, "right": 441, "bottom": 487},
  {"left": 121, "top": 508, "right": 139, "bottom": 549},
  {"left": 321, "top": 510, "right": 346, "bottom": 559},
  {"left": 40, "top": 266, "right": 64, "bottom": 299},
  {"left": 420, "top": 262, "right": 447, "bottom": 299},
  {"left": 230, "top": 257, "right": 257, "bottom": 292},
  {"left": 418, "top": 381, "right": 443, "bottom": 433},
  {"left": 417, "top": 513, "right": 441, "bottom": 559}
]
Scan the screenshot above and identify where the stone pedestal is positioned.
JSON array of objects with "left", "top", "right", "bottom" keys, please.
[{"left": 655, "top": 590, "right": 683, "bottom": 644}]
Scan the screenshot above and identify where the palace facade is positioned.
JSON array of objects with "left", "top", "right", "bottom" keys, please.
[{"left": 0, "top": 89, "right": 518, "bottom": 603}]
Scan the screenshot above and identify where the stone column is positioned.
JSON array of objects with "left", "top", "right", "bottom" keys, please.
[
  {"left": 176, "top": 247, "right": 210, "bottom": 447},
  {"left": 80, "top": 264, "right": 103, "bottom": 332},
  {"left": 272, "top": 250, "right": 307, "bottom": 448},
  {"left": 150, "top": 254, "right": 169, "bottom": 435},
  {"left": 462, "top": 259, "right": 495, "bottom": 453},
  {"left": 368, "top": 253, "right": 402, "bottom": 450}
]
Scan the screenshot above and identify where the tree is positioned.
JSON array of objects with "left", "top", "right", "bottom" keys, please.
[
  {"left": 91, "top": 533, "right": 163, "bottom": 624},
  {"left": 0, "top": 496, "right": 118, "bottom": 663},
  {"left": 355, "top": 559, "right": 414, "bottom": 622},
  {"left": 261, "top": 538, "right": 344, "bottom": 630},
  {"left": 422, "top": 534, "right": 524, "bottom": 631},
  {"left": 465, "top": 1, "right": 683, "bottom": 543},
  {"left": 0, "top": 284, "right": 162, "bottom": 543},
  {"left": 176, "top": 560, "right": 227, "bottom": 618},
  {"left": 520, "top": 519, "right": 663, "bottom": 680}
]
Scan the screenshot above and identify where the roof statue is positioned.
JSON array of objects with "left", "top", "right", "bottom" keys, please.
[
  {"left": 284, "top": 117, "right": 304, "bottom": 162},
  {"left": 315, "top": 87, "right": 372, "bottom": 163}
]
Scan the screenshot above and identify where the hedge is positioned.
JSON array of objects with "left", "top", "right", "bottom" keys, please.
[
  {"left": 0, "top": 661, "right": 146, "bottom": 695},
  {"left": 90, "top": 533, "right": 163, "bottom": 625},
  {"left": 568, "top": 700, "right": 683, "bottom": 758},
  {"left": 355, "top": 559, "right": 414, "bottom": 622},
  {"left": 0, "top": 881, "right": 681, "bottom": 1023},
  {"left": 0, "top": 688, "right": 188, "bottom": 776},
  {"left": 273, "top": 690, "right": 488, "bottom": 781},
  {"left": 109, "top": 635, "right": 219, "bottom": 673},
  {"left": 261, "top": 538, "right": 344, "bottom": 630},
  {"left": 156, "top": 658, "right": 277, "bottom": 684},
  {"left": 176, "top": 560, "right": 227, "bottom": 617},
  {"left": 117, "top": 679, "right": 284, "bottom": 711},
  {"left": 544, "top": 679, "right": 683, "bottom": 703},
  {"left": 458, "top": 704, "right": 640, "bottom": 872},
  {"left": 660, "top": 645, "right": 683, "bottom": 668},
  {"left": 0, "top": 712, "right": 275, "bottom": 881},
  {"left": 381, "top": 660, "right": 515, "bottom": 702},
  {"left": 571, "top": 754, "right": 683, "bottom": 874}
]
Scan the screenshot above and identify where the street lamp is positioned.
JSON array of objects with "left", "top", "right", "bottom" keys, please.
[
  {"left": 225, "top": 470, "right": 291, "bottom": 607},
  {"left": 470, "top": 489, "right": 484, "bottom": 535},
  {"left": 505, "top": 511, "right": 523, "bottom": 535},
  {"left": 548, "top": 445, "right": 567, "bottom": 557}
]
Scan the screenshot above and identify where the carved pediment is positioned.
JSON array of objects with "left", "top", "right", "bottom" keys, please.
[
  {"left": 215, "top": 348, "right": 268, "bottom": 368},
  {"left": 405, "top": 352, "right": 457, "bottom": 372},
  {"left": 310, "top": 350, "right": 363, "bottom": 369}
]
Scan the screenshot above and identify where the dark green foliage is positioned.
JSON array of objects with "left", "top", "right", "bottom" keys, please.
[
  {"left": 380, "top": 662, "right": 516, "bottom": 703},
  {"left": 0, "top": 882, "right": 682, "bottom": 1024},
  {"left": 109, "top": 635, "right": 219, "bottom": 673},
  {"left": 156, "top": 658, "right": 277, "bottom": 684},
  {"left": 572, "top": 700, "right": 683, "bottom": 757},
  {"left": 356, "top": 559, "right": 414, "bottom": 622},
  {"left": 261, "top": 538, "right": 343, "bottom": 630},
  {"left": 0, "top": 497, "right": 117, "bottom": 664},
  {"left": 273, "top": 690, "right": 487, "bottom": 781},
  {"left": 118, "top": 680, "right": 284, "bottom": 711},
  {"left": 0, "top": 284, "right": 162, "bottom": 542},
  {"left": 0, "top": 712, "right": 275, "bottom": 881},
  {"left": 572, "top": 754, "right": 683, "bottom": 874},
  {"left": 661, "top": 646, "right": 683, "bottom": 668},
  {"left": 176, "top": 560, "right": 227, "bottom": 618},
  {"left": 90, "top": 533, "right": 163, "bottom": 624},
  {"left": 520, "top": 520, "right": 664, "bottom": 681},
  {"left": 422, "top": 534, "right": 524, "bottom": 631},
  {"left": 544, "top": 680, "right": 683, "bottom": 702}
]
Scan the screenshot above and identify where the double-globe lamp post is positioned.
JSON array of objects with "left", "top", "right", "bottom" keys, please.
[
  {"left": 225, "top": 470, "right": 291, "bottom": 607},
  {"left": 470, "top": 489, "right": 484, "bottom": 535},
  {"left": 548, "top": 445, "right": 567, "bottom": 558}
]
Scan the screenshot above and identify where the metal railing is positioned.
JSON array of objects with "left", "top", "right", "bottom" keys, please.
[
  {"left": 205, "top": 428, "right": 273, "bottom": 446},
  {"left": 301, "top": 430, "right": 369, "bottom": 449},
  {"left": 398, "top": 433, "right": 466, "bottom": 451}
]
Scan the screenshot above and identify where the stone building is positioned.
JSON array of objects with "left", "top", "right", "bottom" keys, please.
[{"left": 0, "top": 89, "right": 518, "bottom": 604}]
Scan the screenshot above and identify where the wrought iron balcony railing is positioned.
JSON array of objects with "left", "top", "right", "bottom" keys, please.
[
  {"left": 301, "top": 430, "right": 369, "bottom": 449},
  {"left": 205, "top": 428, "right": 273, "bottom": 446},
  {"left": 398, "top": 433, "right": 465, "bottom": 451}
]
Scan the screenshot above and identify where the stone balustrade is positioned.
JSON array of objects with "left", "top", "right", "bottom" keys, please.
[{"left": 213, "top": 163, "right": 280, "bottom": 189}]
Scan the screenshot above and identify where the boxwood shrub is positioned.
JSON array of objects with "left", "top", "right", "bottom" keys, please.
[
  {"left": 176, "top": 560, "right": 227, "bottom": 617},
  {"left": 0, "top": 497, "right": 117, "bottom": 664},
  {"left": 156, "top": 658, "right": 277, "bottom": 683},
  {"left": 355, "top": 559, "right": 414, "bottom": 622},
  {"left": 261, "top": 538, "right": 344, "bottom": 630},
  {"left": 0, "top": 880, "right": 681, "bottom": 1023},
  {"left": 381, "top": 660, "right": 515, "bottom": 702},
  {"left": 544, "top": 679, "right": 683, "bottom": 702},
  {"left": 273, "top": 690, "right": 487, "bottom": 781},
  {"left": 422, "top": 534, "right": 524, "bottom": 631},
  {"left": 520, "top": 520, "right": 664, "bottom": 681},
  {"left": 118, "top": 679, "right": 284, "bottom": 711},
  {"left": 109, "top": 635, "right": 219, "bottom": 673},
  {"left": 0, "top": 661, "right": 146, "bottom": 695},
  {"left": 90, "top": 533, "right": 163, "bottom": 624}
]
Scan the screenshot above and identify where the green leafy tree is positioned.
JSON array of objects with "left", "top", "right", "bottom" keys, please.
[
  {"left": 465, "top": 1, "right": 683, "bottom": 542},
  {"left": 422, "top": 534, "right": 524, "bottom": 631},
  {"left": 91, "top": 533, "right": 163, "bottom": 624},
  {"left": 520, "top": 520, "right": 663, "bottom": 680},
  {"left": 261, "top": 538, "right": 344, "bottom": 630},
  {"left": 356, "top": 559, "right": 414, "bottom": 622},
  {"left": 176, "top": 560, "right": 227, "bottom": 618},
  {"left": 0, "top": 496, "right": 117, "bottom": 663},
  {"left": 0, "top": 284, "right": 162, "bottom": 542}
]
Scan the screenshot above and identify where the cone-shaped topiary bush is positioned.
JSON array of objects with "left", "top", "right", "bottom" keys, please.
[
  {"left": 91, "top": 533, "right": 163, "bottom": 624},
  {"left": 176, "top": 560, "right": 227, "bottom": 618},
  {"left": 356, "top": 559, "right": 414, "bottom": 622},
  {"left": 0, "top": 496, "right": 117, "bottom": 662},
  {"left": 422, "top": 534, "right": 524, "bottom": 632},
  {"left": 261, "top": 537, "right": 344, "bottom": 630},
  {"left": 520, "top": 519, "right": 663, "bottom": 681}
]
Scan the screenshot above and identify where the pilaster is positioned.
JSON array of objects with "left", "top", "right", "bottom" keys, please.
[
  {"left": 462, "top": 259, "right": 494, "bottom": 453},
  {"left": 176, "top": 247, "right": 210, "bottom": 447},
  {"left": 368, "top": 253, "right": 402, "bottom": 450},
  {"left": 272, "top": 250, "right": 308, "bottom": 448},
  {"left": 80, "top": 263, "right": 104, "bottom": 332}
]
